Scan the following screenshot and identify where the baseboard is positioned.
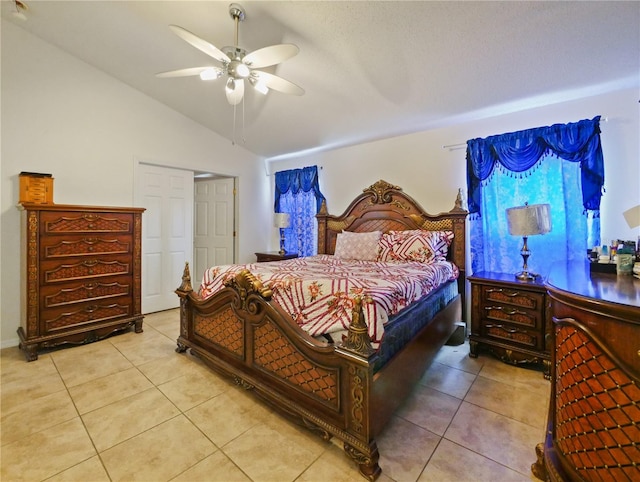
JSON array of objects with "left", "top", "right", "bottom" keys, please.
[
  {"left": 446, "top": 321, "right": 466, "bottom": 346},
  {"left": 1, "top": 337, "right": 20, "bottom": 350}
]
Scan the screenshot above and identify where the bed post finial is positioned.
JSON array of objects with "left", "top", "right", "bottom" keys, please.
[
  {"left": 176, "top": 262, "right": 193, "bottom": 293},
  {"left": 341, "top": 297, "right": 375, "bottom": 357},
  {"left": 453, "top": 188, "right": 466, "bottom": 212}
]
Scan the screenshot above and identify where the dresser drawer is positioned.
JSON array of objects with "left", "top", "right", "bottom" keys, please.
[
  {"left": 40, "top": 211, "right": 134, "bottom": 234},
  {"left": 40, "top": 297, "right": 133, "bottom": 332},
  {"left": 40, "top": 255, "right": 132, "bottom": 284},
  {"left": 40, "top": 276, "right": 133, "bottom": 308},
  {"left": 40, "top": 234, "right": 133, "bottom": 259},
  {"left": 479, "top": 285, "right": 543, "bottom": 329}
]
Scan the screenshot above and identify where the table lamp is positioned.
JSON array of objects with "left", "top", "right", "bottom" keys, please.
[
  {"left": 274, "top": 213, "right": 291, "bottom": 255},
  {"left": 506, "top": 203, "right": 551, "bottom": 281}
]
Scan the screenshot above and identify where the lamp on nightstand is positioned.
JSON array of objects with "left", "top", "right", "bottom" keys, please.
[
  {"left": 506, "top": 203, "right": 551, "bottom": 281},
  {"left": 274, "top": 213, "right": 291, "bottom": 255}
]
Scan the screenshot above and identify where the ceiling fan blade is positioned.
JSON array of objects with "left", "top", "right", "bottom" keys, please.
[
  {"left": 169, "top": 25, "right": 230, "bottom": 63},
  {"left": 156, "top": 67, "right": 221, "bottom": 78},
  {"left": 243, "top": 44, "right": 299, "bottom": 69},
  {"left": 226, "top": 78, "right": 245, "bottom": 105},
  {"left": 253, "top": 71, "right": 304, "bottom": 96}
]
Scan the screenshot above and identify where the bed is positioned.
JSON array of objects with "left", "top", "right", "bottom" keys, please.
[{"left": 175, "top": 180, "right": 467, "bottom": 480}]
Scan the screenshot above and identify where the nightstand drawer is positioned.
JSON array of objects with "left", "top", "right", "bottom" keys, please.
[
  {"left": 482, "top": 286, "right": 545, "bottom": 312},
  {"left": 482, "top": 322, "right": 543, "bottom": 350},
  {"left": 481, "top": 302, "right": 541, "bottom": 329},
  {"left": 255, "top": 252, "right": 298, "bottom": 262}
]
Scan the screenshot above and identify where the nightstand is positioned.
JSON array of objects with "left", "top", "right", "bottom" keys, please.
[
  {"left": 255, "top": 251, "right": 299, "bottom": 262},
  {"left": 468, "top": 271, "right": 550, "bottom": 378}
]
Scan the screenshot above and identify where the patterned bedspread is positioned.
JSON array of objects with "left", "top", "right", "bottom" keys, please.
[{"left": 199, "top": 255, "right": 459, "bottom": 346}]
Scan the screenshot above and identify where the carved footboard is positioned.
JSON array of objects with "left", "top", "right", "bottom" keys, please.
[{"left": 175, "top": 263, "right": 382, "bottom": 480}]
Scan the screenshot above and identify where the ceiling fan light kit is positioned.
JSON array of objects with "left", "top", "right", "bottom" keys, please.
[{"left": 157, "top": 3, "right": 304, "bottom": 106}]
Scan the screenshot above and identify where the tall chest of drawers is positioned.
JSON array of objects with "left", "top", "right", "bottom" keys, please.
[
  {"left": 18, "top": 203, "right": 145, "bottom": 361},
  {"left": 468, "top": 271, "right": 550, "bottom": 378}
]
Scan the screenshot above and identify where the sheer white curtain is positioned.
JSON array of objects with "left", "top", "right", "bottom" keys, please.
[{"left": 470, "top": 155, "right": 595, "bottom": 277}]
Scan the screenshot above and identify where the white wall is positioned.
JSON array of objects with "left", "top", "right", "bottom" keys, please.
[
  {"left": 268, "top": 88, "right": 640, "bottom": 251},
  {"left": 1, "top": 21, "right": 271, "bottom": 347}
]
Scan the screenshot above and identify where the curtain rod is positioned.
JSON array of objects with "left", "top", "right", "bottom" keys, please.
[{"left": 442, "top": 143, "right": 466, "bottom": 150}]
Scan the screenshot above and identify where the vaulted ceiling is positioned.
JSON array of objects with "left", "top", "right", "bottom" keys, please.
[{"left": 2, "top": 1, "right": 638, "bottom": 159}]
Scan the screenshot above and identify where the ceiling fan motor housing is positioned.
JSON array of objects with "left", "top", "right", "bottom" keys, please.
[{"left": 222, "top": 46, "right": 247, "bottom": 62}]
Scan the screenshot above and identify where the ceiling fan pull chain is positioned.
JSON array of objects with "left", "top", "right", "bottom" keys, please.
[
  {"left": 242, "top": 96, "right": 246, "bottom": 144},
  {"left": 232, "top": 103, "right": 237, "bottom": 146}
]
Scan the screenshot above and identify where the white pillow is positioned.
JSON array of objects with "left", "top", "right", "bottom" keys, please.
[{"left": 334, "top": 231, "right": 382, "bottom": 261}]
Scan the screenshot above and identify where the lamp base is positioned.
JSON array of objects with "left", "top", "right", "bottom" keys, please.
[
  {"left": 515, "top": 271, "right": 537, "bottom": 282},
  {"left": 279, "top": 228, "right": 286, "bottom": 256}
]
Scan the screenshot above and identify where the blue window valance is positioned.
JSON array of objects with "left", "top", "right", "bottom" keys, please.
[
  {"left": 274, "top": 166, "right": 325, "bottom": 212},
  {"left": 466, "top": 116, "right": 604, "bottom": 216}
]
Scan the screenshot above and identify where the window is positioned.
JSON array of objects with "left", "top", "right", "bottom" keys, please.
[
  {"left": 274, "top": 166, "right": 326, "bottom": 256},
  {"left": 466, "top": 116, "right": 604, "bottom": 277}
]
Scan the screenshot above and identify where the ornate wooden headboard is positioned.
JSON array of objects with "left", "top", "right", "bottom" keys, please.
[{"left": 316, "top": 180, "right": 468, "bottom": 306}]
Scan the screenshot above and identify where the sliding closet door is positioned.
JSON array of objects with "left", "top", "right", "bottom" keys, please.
[{"left": 136, "top": 163, "right": 194, "bottom": 314}]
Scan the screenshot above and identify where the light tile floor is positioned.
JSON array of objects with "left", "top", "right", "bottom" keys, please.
[{"left": 1, "top": 309, "right": 548, "bottom": 482}]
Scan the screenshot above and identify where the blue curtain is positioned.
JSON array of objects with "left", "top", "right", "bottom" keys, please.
[
  {"left": 467, "top": 117, "right": 604, "bottom": 277},
  {"left": 274, "top": 166, "right": 326, "bottom": 257}
]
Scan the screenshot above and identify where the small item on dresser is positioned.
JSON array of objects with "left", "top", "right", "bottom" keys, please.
[
  {"left": 615, "top": 248, "right": 634, "bottom": 275},
  {"left": 590, "top": 260, "right": 617, "bottom": 273},
  {"left": 19, "top": 172, "right": 54, "bottom": 205}
]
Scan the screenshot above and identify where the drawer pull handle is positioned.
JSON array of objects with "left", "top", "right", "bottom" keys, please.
[
  {"left": 486, "top": 288, "right": 520, "bottom": 297},
  {"left": 486, "top": 323, "right": 517, "bottom": 334},
  {"left": 484, "top": 306, "right": 526, "bottom": 316}
]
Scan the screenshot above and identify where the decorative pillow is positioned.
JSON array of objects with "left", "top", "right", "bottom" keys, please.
[
  {"left": 333, "top": 231, "right": 382, "bottom": 261},
  {"left": 377, "top": 230, "right": 454, "bottom": 263}
]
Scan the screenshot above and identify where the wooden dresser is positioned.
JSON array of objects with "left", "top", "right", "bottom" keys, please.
[
  {"left": 18, "top": 203, "right": 145, "bottom": 361},
  {"left": 532, "top": 262, "right": 640, "bottom": 481},
  {"left": 468, "top": 271, "right": 550, "bottom": 378}
]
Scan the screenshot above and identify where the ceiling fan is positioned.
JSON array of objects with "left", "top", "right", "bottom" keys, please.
[{"left": 157, "top": 3, "right": 304, "bottom": 106}]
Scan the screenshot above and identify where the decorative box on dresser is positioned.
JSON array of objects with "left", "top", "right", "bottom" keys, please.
[
  {"left": 18, "top": 203, "right": 145, "bottom": 361},
  {"left": 532, "top": 262, "right": 639, "bottom": 482},
  {"left": 468, "top": 271, "right": 551, "bottom": 378}
]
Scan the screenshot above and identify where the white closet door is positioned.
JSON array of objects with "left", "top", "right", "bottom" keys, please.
[
  {"left": 137, "top": 163, "right": 194, "bottom": 314},
  {"left": 194, "top": 177, "right": 235, "bottom": 289}
]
